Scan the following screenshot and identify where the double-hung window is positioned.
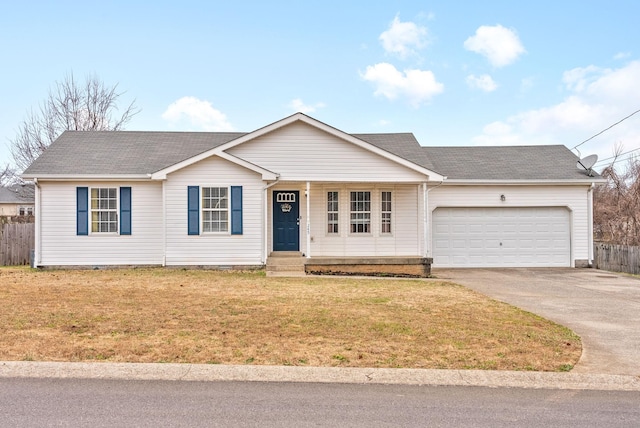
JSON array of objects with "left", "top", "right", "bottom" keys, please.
[
  {"left": 350, "top": 191, "right": 371, "bottom": 233},
  {"left": 202, "top": 187, "right": 228, "bottom": 232},
  {"left": 381, "top": 191, "right": 392, "bottom": 234},
  {"left": 91, "top": 188, "right": 118, "bottom": 233},
  {"left": 327, "top": 191, "right": 339, "bottom": 234}
]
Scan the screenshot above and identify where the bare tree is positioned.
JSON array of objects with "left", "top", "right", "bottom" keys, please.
[
  {"left": 593, "top": 151, "right": 640, "bottom": 246},
  {"left": 0, "top": 163, "right": 15, "bottom": 186},
  {"left": 10, "top": 73, "right": 139, "bottom": 172}
]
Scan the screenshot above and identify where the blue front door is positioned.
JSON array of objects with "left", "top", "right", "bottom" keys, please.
[{"left": 273, "top": 191, "right": 300, "bottom": 252}]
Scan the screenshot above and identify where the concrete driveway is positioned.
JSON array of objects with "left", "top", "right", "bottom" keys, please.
[{"left": 433, "top": 268, "right": 640, "bottom": 376}]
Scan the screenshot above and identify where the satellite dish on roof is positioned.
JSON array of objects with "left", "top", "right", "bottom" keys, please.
[{"left": 577, "top": 154, "right": 598, "bottom": 176}]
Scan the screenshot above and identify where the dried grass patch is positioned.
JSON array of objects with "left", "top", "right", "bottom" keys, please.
[{"left": 0, "top": 267, "right": 581, "bottom": 371}]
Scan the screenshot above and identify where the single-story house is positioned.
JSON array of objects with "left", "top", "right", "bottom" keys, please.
[
  {"left": 22, "top": 113, "right": 603, "bottom": 275},
  {"left": 0, "top": 183, "right": 35, "bottom": 217}
]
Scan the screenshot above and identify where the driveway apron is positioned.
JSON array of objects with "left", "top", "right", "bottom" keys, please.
[{"left": 433, "top": 268, "right": 640, "bottom": 376}]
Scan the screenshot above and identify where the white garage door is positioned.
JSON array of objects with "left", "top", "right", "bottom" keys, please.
[{"left": 433, "top": 207, "right": 571, "bottom": 267}]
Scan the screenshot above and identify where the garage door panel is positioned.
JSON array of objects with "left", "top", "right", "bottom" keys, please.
[{"left": 433, "top": 207, "right": 570, "bottom": 267}]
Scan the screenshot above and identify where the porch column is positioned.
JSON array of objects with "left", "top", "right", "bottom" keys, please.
[
  {"left": 423, "top": 182, "right": 429, "bottom": 258},
  {"left": 306, "top": 181, "right": 311, "bottom": 258}
]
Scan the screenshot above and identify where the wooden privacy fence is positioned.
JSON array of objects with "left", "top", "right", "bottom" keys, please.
[
  {"left": 593, "top": 243, "right": 640, "bottom": 275},
  {"left": 0, "top": 223, "right": 35, "bottom": 266}
]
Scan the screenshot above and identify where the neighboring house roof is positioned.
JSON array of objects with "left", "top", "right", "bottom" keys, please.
[
  {"left": 22, "top": 114, "right": 600, "bottom": 182},
  {"left": 0, "top": 184, "right": 35, "bottom": 203}
]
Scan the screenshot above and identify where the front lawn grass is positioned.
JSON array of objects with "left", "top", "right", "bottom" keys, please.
[{"left": 0, "top": 267, "right": 581, "bottom": 371}]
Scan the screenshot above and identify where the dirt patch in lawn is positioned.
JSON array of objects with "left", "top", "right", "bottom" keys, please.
[{"left": 0, "top": 267, "right": 581, "bottom": 371}]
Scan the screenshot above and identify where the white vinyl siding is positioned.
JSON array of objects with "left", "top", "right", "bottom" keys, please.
[
  {"left": 38, "top": 181, "right": 163, "bottom": 266},
  {"left": 428, "top": 185, "right": 591, "bottom": 267},
  {"left": 165, "top": 155, "right": 263, "bottom": 265},
  {"left": 228, "top": 121, "right": 429, "bottom": 183}
]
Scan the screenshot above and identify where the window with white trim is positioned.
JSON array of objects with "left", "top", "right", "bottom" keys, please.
[
  {"left": 202, "top": 187, "right": 229, "bottom": 232},
  {"left": 350, "top": 191, "right": 370, "bottom": 233},
  {"left": 91, "top": 188, "right": 118, "bottom": 233},
  {"left": 327, "top": 191, "right": 339, "bottom": 234},
  {"left": 381, "top": 191, "right": 392, "bottom": 234}
]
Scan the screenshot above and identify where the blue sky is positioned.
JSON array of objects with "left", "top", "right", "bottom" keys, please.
[{"left": 2, "top": 1, "right": 639, "bottom": 172}]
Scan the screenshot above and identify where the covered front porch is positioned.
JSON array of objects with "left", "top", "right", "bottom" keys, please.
[{"left": 263, "top": 181, "right": 434, "bottom": 277}]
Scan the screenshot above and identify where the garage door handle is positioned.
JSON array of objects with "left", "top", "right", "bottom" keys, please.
[{"left": 500, "top": 242, "right": 502, "bottom": 246}]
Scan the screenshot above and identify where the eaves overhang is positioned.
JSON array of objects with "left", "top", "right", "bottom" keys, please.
[
  {"left": 21, "top": 174, "right": 152, "bottom": 181},
  {"left": 439, "top": 178, "right": 607, "bottom": 185}
]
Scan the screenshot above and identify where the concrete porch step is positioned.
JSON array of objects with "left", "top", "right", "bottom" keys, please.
[{"left": 266, "top": 252, "right": 306, "bottom": 277}]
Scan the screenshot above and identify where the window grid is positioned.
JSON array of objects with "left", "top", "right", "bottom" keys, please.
[
  {"left": 381, "top": 191, "right": 392, "bottom": 234},
  {"left": 350, "top": 191, "right": 371, "bottom": 234},
  {"left": 202, "top": 187, "right": 229, "bottom": 232},
  {"left": 327, "top": 191, "right": 339, "bottom": 234},
  {"left": 91, "top": 188, "right": 118, "bottom": 233}
]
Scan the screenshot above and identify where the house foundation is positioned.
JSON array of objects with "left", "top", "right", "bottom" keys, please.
[{"left": 304, "top": 257, "right": 433, "bottom": 278}]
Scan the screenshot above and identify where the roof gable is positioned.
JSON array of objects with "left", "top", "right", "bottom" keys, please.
[{"left": 151, "top": 113, "right": 444, "bottom": 181}]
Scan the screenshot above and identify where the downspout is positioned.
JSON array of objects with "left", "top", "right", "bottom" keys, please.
[
  {"left": 33, "top": 178, "right": 41, "bottom": 268},
  {"left": 162, "top": 179, "right": 167, "bottom": 266},
  {"left": 262, "top": 177, "right": 281, "bottom": 264},
  {"left": 588, "top": 182, "right": 594, "bottom": 267},
  {"left": 306, "top": 181, "right": 311, "bottom": 259}
]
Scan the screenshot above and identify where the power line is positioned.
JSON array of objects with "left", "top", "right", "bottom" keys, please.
[
  {"left": 594, "top": 146, "right": 640, "bottom": 166},
  {"left": 571, "top": 108, "right": 640, "bottom": 150}
]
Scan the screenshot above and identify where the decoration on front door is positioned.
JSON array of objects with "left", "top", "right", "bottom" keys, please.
[{"left": 280, "top": 203, "right": 292, "bottom": 213}]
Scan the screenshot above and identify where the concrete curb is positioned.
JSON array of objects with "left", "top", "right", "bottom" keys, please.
[{"left": 2, "top": 362, "right": 640, "bottom": 391}]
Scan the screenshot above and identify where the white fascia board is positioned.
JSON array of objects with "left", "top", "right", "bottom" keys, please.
[
  {"left": 215, "top": 112, "right": 445, "bottom": 181},
  {"left": 150, "top": 114, "right": 306, "bottom": 178},
  {"left": 20, "top": 174, "right": 151, "bottom": 181},
  {"left": 150, "top": 152, "right": 277, "bottom": 180},
  {"left": 215, "top": 151, "right": 278, "bottom": 180},
  {"left": 440, "top": 178, "right": 607, "bottom": 185}
]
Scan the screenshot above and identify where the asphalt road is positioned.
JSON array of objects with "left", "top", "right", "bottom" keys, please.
[{"left": 1, "top": 378, "right": 640, "bottom": 427}]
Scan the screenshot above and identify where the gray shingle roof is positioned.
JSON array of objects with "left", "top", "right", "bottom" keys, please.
[
  {"left": 421, "top": 145, "right": 598, "bottom": 180},
  {"left": 23, "top": 129, "right": 598, "bottom": 181},
  {"left": 0, "top": 184, "right": 35, "bottom": 203},
  {"left": 23, "top": 131, "right": 246, "bottom": 176}
]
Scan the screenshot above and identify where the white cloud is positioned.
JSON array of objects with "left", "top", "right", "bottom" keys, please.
[
  {"left": 361, "top": 62, "right": 444, "bottom": 107},
  {"left": 472, "top": 61, "right": 640, "bottom": 165},
  {"left": 614, "top": 52, "right": 631, "bottom": 60},
  {"left": 466, "top": 74, "right": 498, "bottom": 92},
  {"left": 288, "top": 98, "right": 326, "bottom": 114},
  {"left": 379, "top": 15, "right": 429, "bottom": 58},
  {"left": 162, "top": 96, "right": 234, "bottom": 131},
  {"left": 464, "top": 25, "right": 525, "bottom": 67}
]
